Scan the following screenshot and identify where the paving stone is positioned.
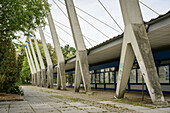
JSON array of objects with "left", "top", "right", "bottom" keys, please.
[
  {"left": 0, "top": 108, "right": 8, "bottom": 113},
  {"left": 1, "top": 86, "right": 169, "bottom": 113},
  {"left": 67, "top": 102, "right": 88, "bottom": 107}
]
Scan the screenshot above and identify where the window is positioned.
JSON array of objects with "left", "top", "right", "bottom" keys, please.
[
  {"left": 105, "top": 72, "right": 109, "bottom": 83},
  {"left": 100, "top": 73, "right": 104, "bottom": 83},
  {"left": 159, "top": 66, "right": 169, "bottom": 83},
  {"left": 91, "top": 74, "right": 95, "bottom": 83},
  {"left": 110, "top": 72, "right": 114, "bottom": 83},
  {"left": 138, "top": 69, "right": 143, "bottom": 83},
  {"left": 96, "top": 73, "right": 100, "bottom": 83},
  {"left": 130, "top": 69, "right": 136, "bottom": 83}
]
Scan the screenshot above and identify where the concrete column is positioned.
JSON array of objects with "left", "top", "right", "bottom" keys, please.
[
  {"left": 74, "top": 60, "right": 82, "bottom": 92},
  {"left": 39, "top": 27, "right": 53, "bottom": 88},
  {"left": 65, "top": 0, "right": 91, "bottom": 92},
  {"left": 47, "top": 11, "right": 66, "bottom": 90},
  {"left": 116, "top": 0, "right": 167, "bottom": 105},
  {"left": 24, "top": 46, "right": 34, "bottom": 85},
  {"left": 26, "top": 41, "right": 37, "bottom": 86},
  {"left": 29, "top": 38, "right": 41, "bottom": 86},
  {"left": 33, "top": 36, "right": 46, "bottom": 87},
  {"left": 57, "top": 67, "right": 61, "bottom": 89}
]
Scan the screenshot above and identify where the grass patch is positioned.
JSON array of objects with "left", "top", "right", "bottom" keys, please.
[
  {"left": 100, "top": 99, "right": 109, "bottom": 101},
  {"left": 50, "top": 95, "right": 64, "bottom": 99},
  {"left": 40, "top": 89, "right": 58, "bottom": 94},
  {"left": 50, "top": 94, "right": 85, "bottom": 102},
  {"left": 113, "top": 98, "right": 170, "bottom": 109},
  {"left": 62, "top": 106, "right": 68, "bottom": 108},
  {"left": 113, "top": 98, "right": 155, "bottom": 109},
  {"left": 69, "top": 97, "right": 85, "bottom": 102}
]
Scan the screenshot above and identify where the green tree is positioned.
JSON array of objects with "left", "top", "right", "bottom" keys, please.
[
  {"left": 0, "top": 0, "right": 49, "bottom": 40},
  {"left": 0, "top": 0, "right": 50, "bottom": 93},
  {"left": 0, "top": 40, "right": 18, "bottom": 92},
  {"left": 62, "top": 44, "right": 76, "bottom": 58},
  {"left": 20, "top": 57, "right": 31, "bottom": 83}
]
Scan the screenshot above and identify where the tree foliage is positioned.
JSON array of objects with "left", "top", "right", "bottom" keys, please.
[
  {"left": 0, "top": 0, "right": 49, "bottom": 93},
  {"left": 20, "top": 57, "right": 31, "bottom": 83},
  {"left": 0, "top": 40, "right": 19, "bottom": 92},
  {"left": 0, "top": 0, "right": 49, "bottom": 40},
  {"left": 62, "top": 44, "right": 76, "bottom": 58}
]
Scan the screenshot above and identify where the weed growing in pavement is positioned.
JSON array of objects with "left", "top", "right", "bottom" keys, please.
[{"left": 62, "top": 106, "right": 68, "bottom": 108}]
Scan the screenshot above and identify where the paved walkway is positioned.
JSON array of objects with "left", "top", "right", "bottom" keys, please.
[{"left": 0, "top": 86, "right": 170, "bottom": 113}]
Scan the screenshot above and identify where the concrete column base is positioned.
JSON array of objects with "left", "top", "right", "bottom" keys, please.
[
  {"left": 34, "top": 73, "right": 37, "bottom": 86},
  {"left": 58, "top": 62, "right": 66, "bottom": 90},
  {"left": 74, "top": 60, "right": 82, "bottom": 92},
  {"left": 78, "top": 50, "right": 91, "bottom": 93},
  {"left": 41, "top": 69, "right": 46, "bottom": 87},
  {"left": 31, "top": 74, "right": 34, "bottom": 85},
  {"left": 57, "top": 67, "right": 61, "bottom": 90},
  {"left": 47, "top": 65, "right": 53, "bottom": 89},
  {"left": 37, "top": 71, "right": 41, "bottom": 87}
]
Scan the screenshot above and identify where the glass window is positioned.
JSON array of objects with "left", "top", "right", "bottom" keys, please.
[
  {"left": 100, "top": 73, "right": 104, "bottom": 83},
  {"left": 96, "top": 70, "right": 100, "bottom": 73},
  {"left": 110, "top": 67, "right": 115, "bottom": 71},
  {"left": 96, "top": 73, "right": 100, "bottom": 83},
  {"left": 105, "top": 72, "right": 109, "bottom": 83},
  {"left": 138, "top": 69, "right": 143, "bottom": 83},
  {"left": 159, "top": 66, "right": 169, "bottom": 83},
  {"left": 105, "top": 68, "right": 110, "bottom": 72},
  {"left": 101, "top": 69, "right": 105, "bottom": 72},
  {"left": 90, "top": 74, "right": 95, "bottom": 83},
  {"left": 130, "top": 69, "right": 136, "bottom": 83},
  {"left": 90, "top": 70, "right": 94, "bottom": 73},
  {"left": 110, "top": 72, "right": 114, "bottom": 83}
]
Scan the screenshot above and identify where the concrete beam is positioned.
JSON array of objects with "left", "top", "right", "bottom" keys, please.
[
  {"left": 65, "top": 0, "right": 91, "bottom": 92},
  {"left": 24, "top": 46, "right": 34, "bottom": 85},
  {"left": 47, "top": 11, "right": 66, "bottom": 90},
  {"left": 39, "top": 27, "right": 53, "bottom": 88},
  {"left": 26, "top": 42, "right": 37, "bottom": 86},
  {"left": 116, "top": 0, "right": 167, "bottom": 105},
  {"left": 33, "top": 36, "right": 46, "bottom": 87},
  {"left": 29, "top": 38, "right": 41, "bottom": 86}
]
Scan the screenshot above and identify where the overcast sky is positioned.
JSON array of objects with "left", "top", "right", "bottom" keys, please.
[{"left": 21, "top": 0, "right": 170, "bottom": 48}]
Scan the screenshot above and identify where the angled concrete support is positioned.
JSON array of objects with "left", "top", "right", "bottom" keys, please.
[
  {"left": 74, "top": 60, "right": 82, "bottom": 92},
  {"left": 26, "top": 41, "right": 37, "bottom": 86},
  {"left": 39, "top": 27, "right": 53, "bottom": 88},
  {"left": 56, "top": 67, "right": 61, "bottom": 89},
  {"left": 24, "top": 46, "right": 34, "bottom": 85},
  {"left": 65, "top": 0, "right": 91, "bottom": 92},
  {"left": 29, "top": 38, "right": 41, "bottom": 86},
  {"left": 33, "top": 36, "right": 46, "bottom": 87},
  {"left": 47, "top": 11, "right": 66, "bottom": 90},
  {"left": 116, "top": 0, "right": 167, "bottom": 105}
]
